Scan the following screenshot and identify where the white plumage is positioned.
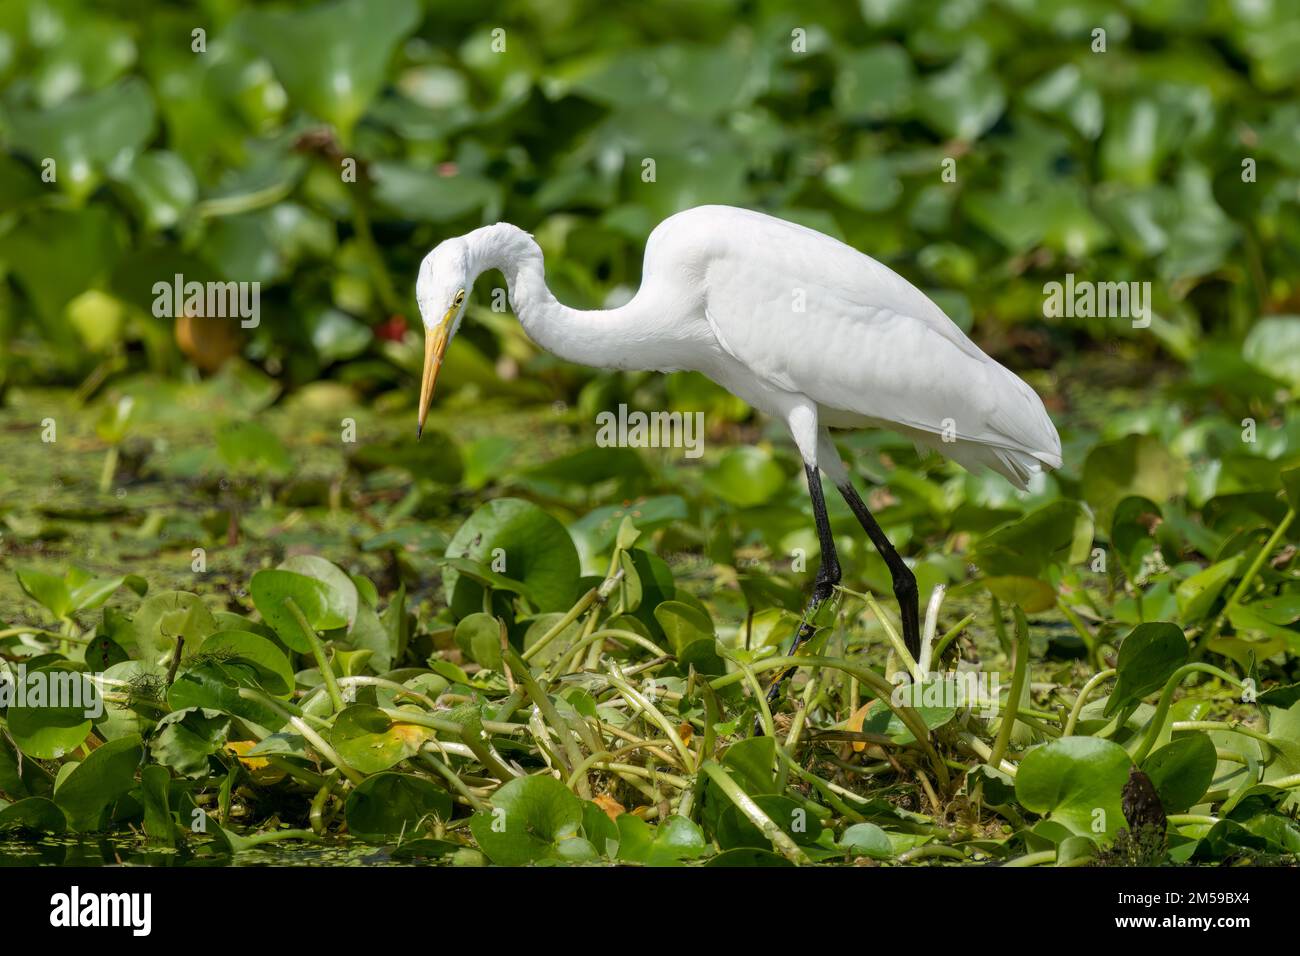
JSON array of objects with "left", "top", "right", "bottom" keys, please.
[{"left": 415, "top": 204, "right": 1061, "bottom": 491}]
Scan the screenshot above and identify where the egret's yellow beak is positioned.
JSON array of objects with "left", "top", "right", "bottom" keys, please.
[{"left": 416, "top": 306, "right": 454, "bottom": 438}]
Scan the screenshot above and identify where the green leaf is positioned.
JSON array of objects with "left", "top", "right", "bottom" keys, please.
[
  {"left": 443, "top": 498, "right": 581, "bottom": 616},
  {"left": 329, "top": 705, "right": 433, "bottom": 775},
  {"left": 983, "top": 576, "right": 1056, "bottom": 613},
  {"left": 705, "top": 847, "right": 795, "bottom": 867},
  {"left": 250, "top": 569, "right": 334, "bottom": 653},
  {"left": 974, "top": 500, "right": 1093, "bottom": 579},
  {"left": 702, "top": 447, "right": 786, "bottom": 508},
  {"left": 113, "top": 151, "right": 197, "bottom": 231},
  {"left": 1242, "top": 316, "right": 1300, "bottom": 389},
  {"left": 197, "top": 630, "right": 295, "bottom": 697},
  {"left": 129, "top": 590, "right": 218, "bottom": 668},
  {"left": 916, "top": 59, "right": 1005, "bottom": 141},
  {"left": 659, "top": 600, "right": 724, "bottom": 674},
  {"left": 615, "top": 813, "right": 710, "bottom": 865},
  {"left": 1082, "top": 434, "right": 1187, "bottom": 529},
  {"left": 241, "top": 0, "right": 421, "bottom": 138},
  {"left": 1015, "top": 737, "right": 1130, "bottom": 842},
  {"left": 720, "top": 735, "right": 778, "bottom": 795},
  {"left": 454, "top": 612, "right": 505, "bottom": 669},
  {"left": 53, "top": 734, "right": 143, "bottom": 832},
  {"left": 3, "top": 77, "right": 154, "bottom": 202},
  {"left": 15, "top": 568, "right": 72, "bottom": 618},
  {"left": 278, "top": 555, "right": 358, "bottom": 632},
  {"left": 838, "top": 822, "right": 894, "bottom": 859},
  {"left": 6, "top": 666, "right": 95, "bottom": 759},
  {"left": 1141, "top": 734, "right": 1216, "bottom": 813},
  {"left": 215, "top": 420, "right": 291, "bottom": 475},
  {"left": 147, "top": 708, "right": 231, "bottom": 778},
  {"left": 823, "top": 157, "right": 902, "bottom": 213},
  {"left": 469, "top": 774, "right": 585, "bottom": 865},
  {"left": 0, "top": 797, "right": 67, "bottom": 834},
  {"left": 835, "top": 44, "right": 914, "bottom": 120},
  {"left": 1105, "top": 622, "right": 1188, "bottom": 717},
  {"left": 166, "top": 660, "right": 288, "bottom": 732},
  {"left": 344, "top": 772, "right": 453, "bottom": 841},
  {"left": 716, "top": 794, "right": 823, "bottom": 850},
  {"left": 1111, "top": 496, "right": 1163, "bottom": 582},
  {"left": 1175, "top": 556, "right": 1242, "bottom": 625},
  {"left": 139, "top": 763, "right": 176, "bottom": 846}
]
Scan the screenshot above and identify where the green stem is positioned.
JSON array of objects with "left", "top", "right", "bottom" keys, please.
[
  {"left": 99, "top": 445, "right": 119, "bottom": 495},
  {"left": 1063, "top": 668, "right": 1116, "bottom": 736},
  {"left": 1202, "top": 507, "right": 1295, "bottom": 643},
  {"left": 931, "top": 613, "right": 975, "bottom": 661},
  {"left": 709, "top": 654, "right": 949, "bottom": 789},
  {"left": 522, "top": 586, "right": 599, "bottom": 662},
  {"left": 1170, "top": 720, "right": 1273, "bottom": 748},
  {"left": 1004, "top": 850, "right": 1056, "bottom": 867},
  {"left": 987, "top": 607, "right": 1030, "bottom": 771},
  {"left": 605, "top": 667, "right": 695, "bottom": 768},
  {"left": 990, "top": 595, "right": 1010, "bottom": 656},
  {"left": 420, "top": 752, "right": 489, "bottom": 812},
  {"left": 503, "top": 647, "right": 591, "bottom": 798},
  {"left": 350, "top": 197, "right": 403, "bottom": 316},
  {"left": 1132, "top": 663, "right": 1243, "bottom": 764},
  {"left": 1168, "top": 814, "right": 1220, "bottom": 827},
  {"left": 699, "top": 761, "right": 809, "bottom": 865},
  {"left": 842, "top": 587, "right": 920, "bottom": 681},
  {"left": 283, "top": 597, "right": 344, "bottom": 714},
  {"left": 896, "top": 844, "right": 966, "bottom": 864}
]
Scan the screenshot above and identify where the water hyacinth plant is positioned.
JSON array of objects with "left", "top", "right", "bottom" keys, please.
[{"left": 0, "top": 0, "right": 1298, "bottom": 889}]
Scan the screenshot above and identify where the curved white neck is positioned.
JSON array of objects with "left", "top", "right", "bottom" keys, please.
[{"left": 462, "top": 223, "right": 654, "bottom": 371}]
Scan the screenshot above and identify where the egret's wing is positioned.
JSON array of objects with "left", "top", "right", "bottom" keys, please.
[{"left": 693, "top": 207, "right": 1061, "bottom": 485}]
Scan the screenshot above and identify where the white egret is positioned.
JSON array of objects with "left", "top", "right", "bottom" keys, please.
[{"left": 415, "top": 205, "right": 1062, "bottom": 702}]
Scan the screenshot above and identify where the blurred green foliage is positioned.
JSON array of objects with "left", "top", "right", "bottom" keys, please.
[{"left": 1, "top": 0, "right": 1299, "bottom": 395}]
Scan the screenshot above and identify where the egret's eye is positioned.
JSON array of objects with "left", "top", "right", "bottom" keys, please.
[{"left": 452, "top": 290, "right": 466, "bottom": 308}]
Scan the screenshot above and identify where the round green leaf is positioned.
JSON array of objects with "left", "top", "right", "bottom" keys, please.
[
  {"left": 345, "top": 772, "right": 452, "bottom": 842},
  {"left": 0, "top": 797, "right": 67, "bottom": 834},
  {"left": 329, "top": 705, "right": 433, "bottom": 775},
  {"left": 1141, "top": 733, "right": 1216, "bottom": 814},
  {"left": 838, "top": 822, "right": 894, "bottom": 859},
  {"left": 197, "top": 629, "right": 296, "bottom": 697},
  {"left": 129, "top": 591, "right": 219, "bottom": 668},
  {"left": 443, "top": 498, "right": 581, "bottom": 616},
  {"left": 250, "top": 569, "right": 333, "bottom": 652},
  {"left": 1105, "top": 622, "right": 1188, "bottom": 717},
  {"left": 6, "top": 666, "right": 95, "bottom": 759},
  {"left": 468, "top": 774, "right": 585, "bottom": 865},
  {"left": 53, "top": 734, "right": 143, "bottom": 832},
  {"left": 701, "top": 446, "right": 785, "bottom": 508},
  {"left": 455, "top": 613, "right": 504, "bottom": 669},
  {"left": 278, "top": 555, "right": 358, "bottom": 632},
  {"left": 1015, "top": 737, "right": 1130, "bottom": 842}
]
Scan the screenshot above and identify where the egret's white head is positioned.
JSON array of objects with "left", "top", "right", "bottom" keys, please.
[{"left": 414, "top": 237, "right": 472, "bottom": 437}]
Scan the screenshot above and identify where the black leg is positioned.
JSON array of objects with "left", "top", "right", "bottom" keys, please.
[
  {"left": 762, "top": 465, "right": 841, "bottom": 714},
  {"left": 837, "top": 480, "right": 920, "bottom": 661}
]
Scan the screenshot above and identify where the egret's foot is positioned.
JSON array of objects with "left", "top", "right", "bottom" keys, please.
[{"left": 754, "top": 580, "right": 837, "bottom": 735}]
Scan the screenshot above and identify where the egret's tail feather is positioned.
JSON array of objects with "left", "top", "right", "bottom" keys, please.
[{"left": 916, "top": 434, "right": 1061, "bottom": 491}]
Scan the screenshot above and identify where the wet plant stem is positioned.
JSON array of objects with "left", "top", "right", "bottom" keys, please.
[
  {"left": 987, "top": 607, "right": 1029, "bottom": 771},
  {"left": 283, "top": 597, "right": 344, "bottom": 714},
  {"left": 1063, "top": 668, "right": 1116, "bottom": 736}
]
